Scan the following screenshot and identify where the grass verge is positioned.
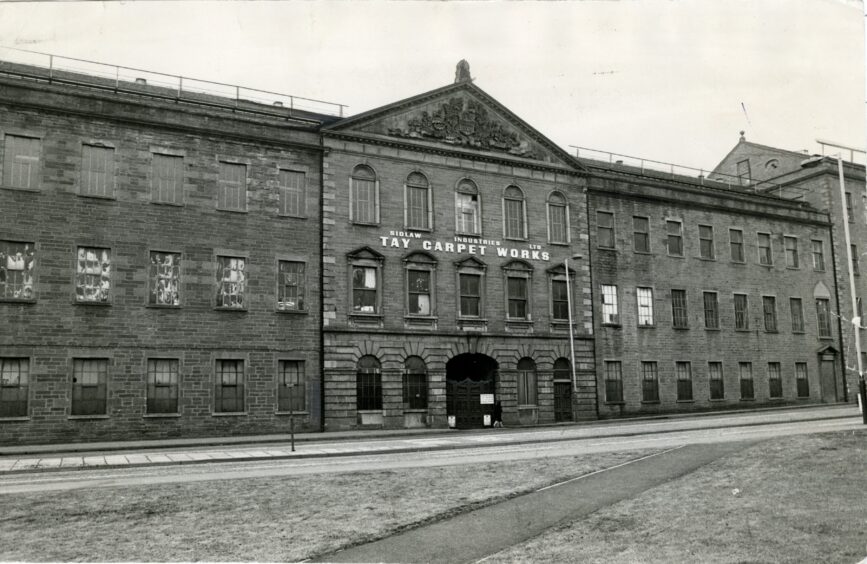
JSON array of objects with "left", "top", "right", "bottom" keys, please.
[
  {"left": 0, "top": 449, "right": 657, "bottom": 562},
  {"left": 487, "top": 429, "right": 867, "bottom": 564}
]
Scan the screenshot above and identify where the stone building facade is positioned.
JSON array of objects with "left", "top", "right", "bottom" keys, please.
[
  {"left": 584, "top": 160, "right": 840, "bottom": 416},
  {"left": 320, "top": 77, "right": 596, "bottom": 430},
  {"left": 0, "top": 57, "right": 857, "bottom": 445},
  {"left": 0, "top": 66, "right": 328, "bottom": 443}
]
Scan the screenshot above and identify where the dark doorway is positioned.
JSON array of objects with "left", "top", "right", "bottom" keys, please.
[
  {"left": 554, "top": 382, "right": 573, "bottom": 422},
  {"left": 446, "top": 353, "right": 497, "bottom": 429},
  {"left": 820, "top": 354, "right": 837, "bottom": 403}
]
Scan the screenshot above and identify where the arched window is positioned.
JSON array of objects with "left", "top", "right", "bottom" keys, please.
[
  {"left": 547, "top": 191, "right": 569, "bottom": 244},
  {"left": 405, "top": 172, "right": 432, "bottom": 230},
  {"left": 553, "top": 357, "right": 571, "bottom": 381},
  {"left": 503, "top": 185, "right": 527, "bottom": 239},
  {"left": 356, "top": 355, "right": 382, "bottom": 410},
  {"left": 455, "top": 179, "right": 481, "bottom": 235},
  {"left": 516, "top": 357, "right": 537, "bottom": 406},
  {"left": 403, "top": 356, "right": 428, "bottom": 409},
  {"left": 350, "top": 165, "right": 379, "bottom": 224}
]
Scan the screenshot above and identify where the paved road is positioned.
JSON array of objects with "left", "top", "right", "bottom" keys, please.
[
  {"left": 0, "top": 415, "right": 857, "bottom": 494},
  {"left": 311, "top": 442, "right": 752, "bottom": 564}
]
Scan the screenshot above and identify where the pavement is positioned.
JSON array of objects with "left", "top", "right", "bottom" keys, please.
[
  {"left": 311, "top": 441, "right": 752, "bottom": 564},
  {"left": 0, "top": 403, "right": 859, "bottom": 475}
]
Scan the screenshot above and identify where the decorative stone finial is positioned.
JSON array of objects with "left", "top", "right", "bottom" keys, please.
[
  {"left": 739, "top": 130, "right": 746, "bottom": 141},
  {"left": 455, "top": 60, "right": 472, "bottom": 83}
]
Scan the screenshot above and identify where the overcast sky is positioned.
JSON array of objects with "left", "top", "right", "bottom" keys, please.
[{"left": 0, "top": 0, "right": 863, "bottom": 171}]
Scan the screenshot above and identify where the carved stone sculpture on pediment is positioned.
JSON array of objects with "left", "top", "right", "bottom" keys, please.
[{"left": 388, "top": 97, "right": 539, "bottom": 159}]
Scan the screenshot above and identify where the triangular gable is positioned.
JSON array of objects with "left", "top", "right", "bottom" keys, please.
[
  {"left": 347, "top": 246, "right": 385, "bottom": 262},
  {"left": 711, "top": 136, "right": 813, "bottom": 184},
  {"left": 455, "top": 256, "right": 487, "bottom": 270},
  {"left": 324, "top": 80, "right": 584, "bottom": 172}
]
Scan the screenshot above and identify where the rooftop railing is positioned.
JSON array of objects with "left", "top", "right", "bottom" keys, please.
[
  {"left": 0, "top": 45, "right": 347, "bottom": 119},
  {"left": 569, "top": 145, "right": 812, "bottom": 201}
]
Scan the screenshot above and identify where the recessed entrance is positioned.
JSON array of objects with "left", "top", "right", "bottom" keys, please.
[{"left": 446, "top": 353, "right": 497, "bottom": 429}]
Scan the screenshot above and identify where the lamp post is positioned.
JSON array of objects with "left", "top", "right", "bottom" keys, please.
[{"left": 564, "top": 254, "right": 583, "bottom": 412}]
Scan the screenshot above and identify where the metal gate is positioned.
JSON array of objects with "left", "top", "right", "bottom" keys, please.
[{"left": 554, "top": 381, "right": 573, "bottom": 422}]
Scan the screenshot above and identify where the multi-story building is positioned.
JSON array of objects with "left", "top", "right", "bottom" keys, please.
[
  {"left": 0, "top": 54, "right": 858, "bottom": 445},
  {"left": 713, "top": 134, "right": 866, "bottom": 402},
  {"left": 584, "top": 158, "right": 840, "bottom": 416},
  {"left": 319, "top": 69, "right": 595, "bottom": 429},
  {"left": 0, "top": 58, "right": 334, "bottom": 443}
]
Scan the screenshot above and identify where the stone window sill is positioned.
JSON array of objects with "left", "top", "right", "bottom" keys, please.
[
  {"left": 0, "top": 299, "right": 36, "bottom": 304},
  {"left": 212, "top": 411, "right": 247, "bottom": 417},
  {"left": 77, "top": 193, "right": 117, "bottom": 201},
  {"left": 68, "top": 414, "right": 110, "bottom": 420},
  {"left": 276, "top": 411, "right": 309, "bottom": 416},
  {"left": 75, "top": 301, "right": 112, "bottom": 307},
  {"left": 147, "top": 304, "right": 181, "bottom": 309},
  {"left": 151, "top": 201, "right": 184, "bottom": 208},
  {"left": 143, "top": 413, "right": 181, "bottom": 418},
  {"left": 276, "top": 308, "right": 309, "bottom": 315},
  {"left": 1, "top": 184, "right": 40, "bottom": 193},
  {"left": 0, "top": 416, "right": 29, "bottom": 422}
]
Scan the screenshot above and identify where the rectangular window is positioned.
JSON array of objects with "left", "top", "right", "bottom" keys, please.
[
  {"left": 0, "top": 241, "right": 36, "bottom": 300},
  {"left": 730, "top": 229, "right": 745, "bottom": 262},
  {"left": 146, "top": 359, "right": 179, "bottom": 414},
  {"left": 637, "top": 287, "right": 654, "bottom": 326},
  {"left": 406, "top": 184, "right": 430, "bottom": 230},
  {"left": 548, "top": 202, "right": 568, "bottom": 244},
  {"left": 601, "top": 284, "right": 619, "bottom": 324},
  {"left": 604, "top": 361, "right": 623, "bottom": 403},
  {"left": 633, "top": 216, "right": 650, "bottom": 253},
  {"left": 597, "top": 211, "right": 614, "bottom": 249},
  {"left": 790, "top": 298, "right": 804, "bottom": 332},
  {"left": 846, "top": 192, "right": 853, "bottom": 222},
  {"left": 551, "top": 279, "right": 569, "bottom": 321},
  {"left": 676, "top": 362, "right": 693, "bottom": 401},
  {"left": 784, "top": 237, "right": 799, "bottom": 268},
  {"left": 812, "top": 240, "right": 825, "bottom": 271},
  {"left": 739, "top": 362, "right": 754, "bottom": 400},
  {"left": 75, "top": 247, "right": 111, "bottom": 303},
  {"left": 403, "top": 372, "right": 428, "bottom": 410},
  {"left": 278, "top": 360, "right": 306, "bottom": 412},
  {"left": 278, "top": 261, "right": 305, "bottom": 311},
  {"left": 72, "top": 358, "right": 107, "bottom": 416},
  {"left": 456, "top": 193, "right": 480, "bottom": 234},
  {"left": 671, "top": 289, "right": 688, "bottom": 328},
  {"left": 279, "top": 169, "right": 305, "bottom": 217},
  {"left": 407, "top": 269, "right": 431, "bottom": 316},
  {"left": 763, "top": 296, "right": 777, "bottom": 332},
  {"left": 3, "top": 134, "right": 40, "bottom": 189},
  {"left": 149, "top": 251, "right": 180, "bottom": 306},
  {"left": 0, "top": 357, "right": 29, "bottom": 418},
  {"left": 816, "top": 298, "right": 832, "bottom": 337},
  {"left": 734, "top": 294, "right": 749, "bottom": 330},
  {"left": 459, "top": 273, "right": 481, "bottom": 317},
  {"left": 852, "top": 244, "right": 860, "bottom": 276},
  {"left": 758, "top": 233, "right": 772, "bottom": 265},
  {"left": 352, "top": 265, "right": 378, "bottom": 314},
  {"left": 699, "top": 225, "right": 714, "bottom": 259},
  {"left": 507, "top": 277, "right": 528, "bottom": 319},
  {"left": 641, "top": 362, "right": 659, "bottom": 402},
  {"left": 216, "top": 256, "right": 247, "bottom": 309},
  {"left": 709, "top": 362, "right": 724, "bottom": 400},
  {"left": 666, "top": 220, "right": 683, "bottom": 256},
  {"left": 81, "top": 145, "right": 115, "bottom": 198},
  {"left": 703, "top": 292, "right": 719, "bottom": 329},
  {"left": 768, "top": 362, "right": 782, "bottom": 399},
  {"left": 215, "top": 359, "right": 244, "bottom": 413},
  {"left": 152, "top": 153, "right": 184, "bottom": 205},
  {"left": 796, "top": 363, "right": 809, "bottom": 397},
  {"left": 218, "top": 162, "right": 246, "bottom": 211}
]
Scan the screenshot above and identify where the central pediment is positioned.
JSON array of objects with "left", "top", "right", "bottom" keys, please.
[{"left": 323, "top": 79, "right": 584, "bottom": 171}]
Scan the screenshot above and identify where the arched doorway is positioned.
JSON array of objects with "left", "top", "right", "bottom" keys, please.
[{"left": 446, "top": 353, "right": 498, "bottom": 429}]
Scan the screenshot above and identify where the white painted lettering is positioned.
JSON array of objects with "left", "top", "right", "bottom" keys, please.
[
  {"left": 445, "top": 243, "right": 455, "bottom": 253},
  {"left": 531, "top": 250, "right": 540, "bottom": 260},
  {"left": 468, "top": 245, "right": 476, "bottom": 255},
  {"left": 497, "top": 247, "right": 508, "bottom": 257},
  {"left": 521, "top": 250, "right": 530, "bottom": 259},
  {"left": 380, "top": 237, "right": 389, "bottom": 247},
  {"left": 457, "top": 244, "right": 467, "bottom": 254},
  {"left": 423, "top": 240, "right": 432, "bottom": 250},
  {"left": 390, "top": 238, "right": 401, "bottom": 248},
  {"left": 479, "top": 246, "right": 486, "bottom": 255},
  {"left": 542, "top": 252, "right": 550, "bottom": 261},
  {"left": 402, "top": 238, "right": 410, "bottom": 248},
  {"left": 434, "top": 242, "right": 444, "bottom": 252}
]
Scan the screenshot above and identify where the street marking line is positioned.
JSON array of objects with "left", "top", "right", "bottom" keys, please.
[{"left": 535, "top": 445, "right": 686, "bottom": 492}]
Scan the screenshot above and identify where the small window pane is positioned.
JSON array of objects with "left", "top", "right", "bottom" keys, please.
[
  {"left": 601, "top": 285, "right": 619, "bottom": 324},
  {"left": 75, "top": 247, "right": 111, "bottom": 303},
  {"left": 279, "top": 170, "right": 306, "bottom": 216},
  {"left": 149, "top": 251, "right": 181, "bottom": 306},
  {"left": 637, "top": 287, "right": 654, "bottom": 326},
  {"left": 215, "top": 359, "right": 244, "bottom": 413},
  {"left": 72, "top": 358, "right": 108, "bottom": 416},
  {"left": 152, "top": 153, "right": 184, "bottom": 204},
  {"left": 278, "top": 360, "right": 306, "bottom": 412},
  {"left": 641, "top": 362, "right": 659, "bottom": 402},
  {"left": 0, "top": 241, "right": 36, "bottom": 300},
  {"left": 147, "top": 359, "right": 179, "bottom": 414},
  {"left": 278, "top": 261, "right": 306, "bottom": 311},
  {"left": 3, "top": 135, "right": 41, "bottom": 189},
  {"left": 605, "top": 361, "right": 623, "bottom": 403},
  {"left": 216, "top": 256, "right": 246, "bottom": 309},
  {"left": 666, "top": 221, "right": 683, "bottom": 256},
  {"left": 218, "top": 162, "right": 247, "bottom": 211},
  {"left": 459, "top": 273, "right": 481, "bottom": 317},
  {"left": 81, "top": 145, "right": 115, "bottom": 197},
  {"left": 730, "top": 229, "right": 744, "bottom": 262},
  {"left": 671, "top": 289, "right": 688, "bottom": 328},
  {"left": 633, "top": 216, "right": 649, "bottom": 252},
  {"left": 0, "top": 357, "right": 29, "bottom": 417},
  {"left": 597, "top": 212, "right": 615, "bottom": 248},
  {"left": 408, "top": 269, "right": 431, "bottom": 315},
  {"left": 352, "top": 266, "right": 378, "bottom": 313}
]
